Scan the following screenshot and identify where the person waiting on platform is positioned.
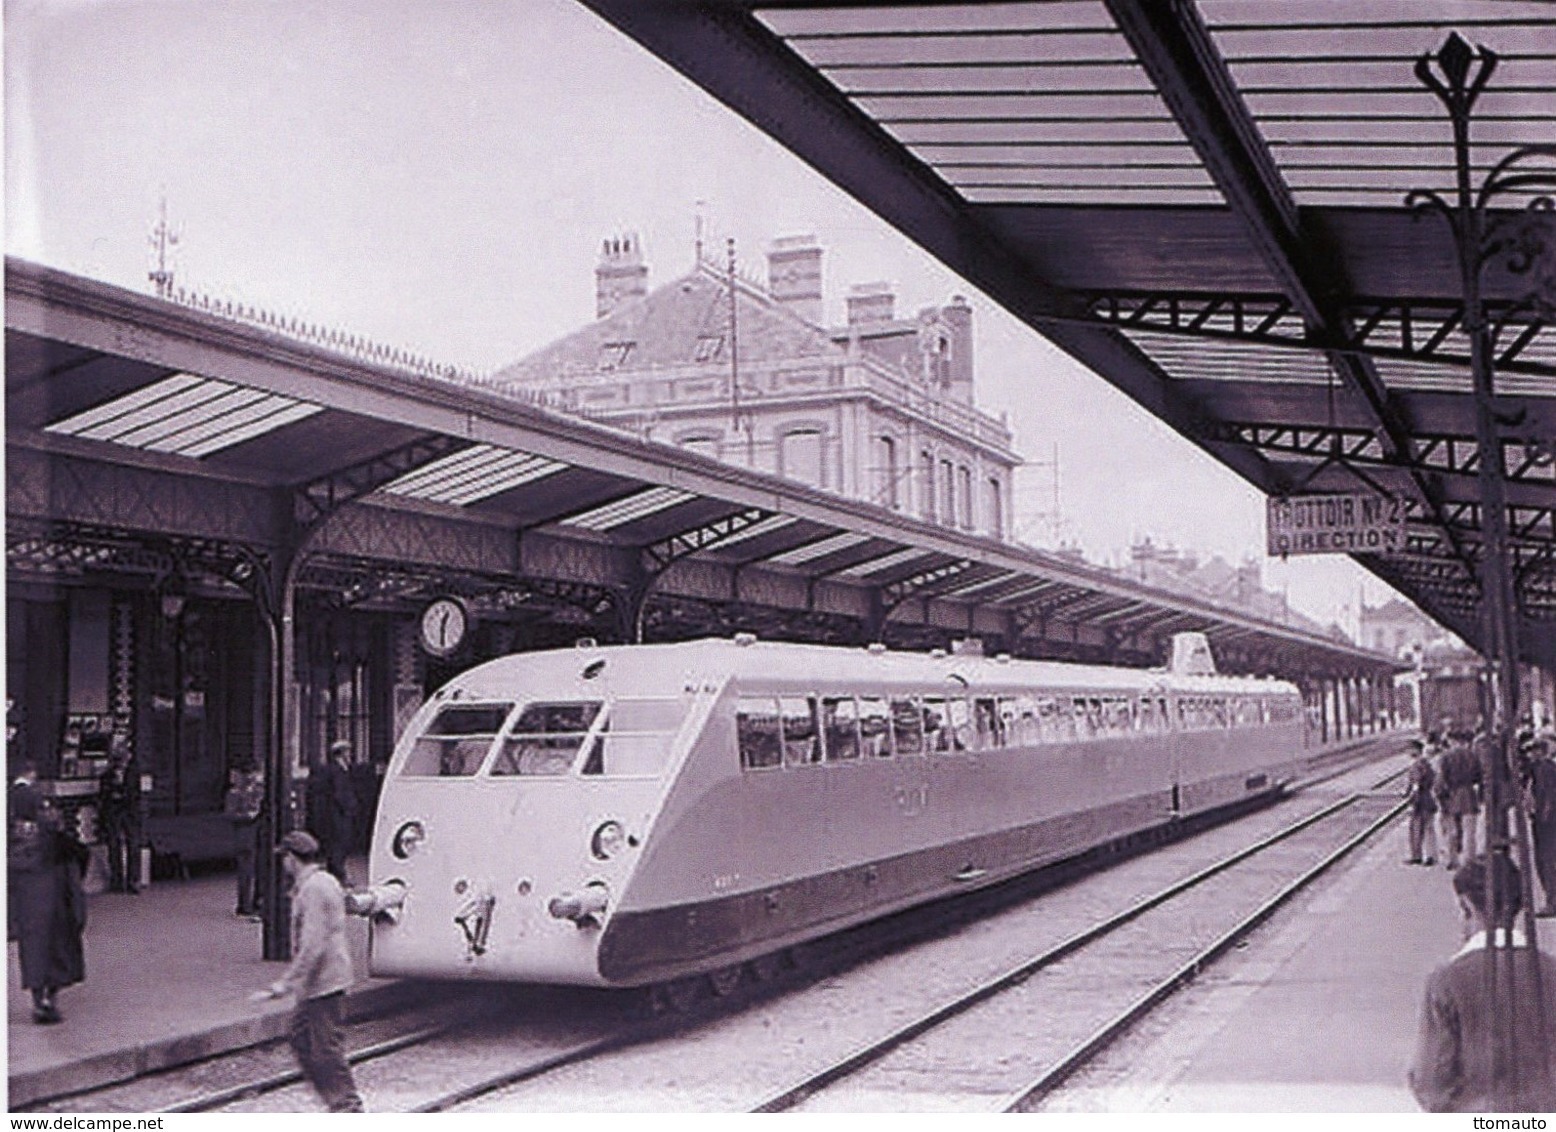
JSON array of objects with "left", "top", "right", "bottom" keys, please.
[
  {"left": 251, "top": 831, "right": 365, "bottom": 1112},
  {"left": 306, "top": 741, "right": 358, "bottom": 885},
  {"left": 1403, "top": 739, "right": 1438, "bottom": 866},
  {"left": 1435, "top": 730, "right": 1482, "bottom": 871},
  {"left": 8, "top": 761, "right": 88, "bottom": 1024},
  {"left": 1525, "top": 730, "right": 1556, "bottom": 918},
  {"left": 1409, "top": 854, "right": 1556, "bottom": 1112},
  {"left": 96, "top": 735, "right": 140, "bottom": 894},
  {"left": 224, "top": 760, "right": 265, "bottom": 920}
]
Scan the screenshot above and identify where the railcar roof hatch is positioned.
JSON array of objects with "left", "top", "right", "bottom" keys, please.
[{"left": 1169, "top": 633, "right": 1218, "bottom": 677}]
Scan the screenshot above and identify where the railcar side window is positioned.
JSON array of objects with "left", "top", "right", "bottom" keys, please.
[
  {"left": 737, "top": 697, "right": 783, "bottom": 770},
  {"left": 859, "top": 697, "right": 892, "bottom": 757},
  {"left": 1102, "top": 697, "right": 1133, "bottom": 735},
  {"left": 974, "top": 698, "right": 1003, "bottom": 749},
  {"left": 822, "top": 696, "right": 861, "bottom": 761},
  {"left": 891, "top": 697, "right": 924, "bottom": 756},
  {"left": 780, "top": 696, "right": 821, "bottom": 766},
  {"left": 922, "top": 696, "right": 949, "bottom": 752},
  {"left": 947, "top": 698, "right": 974, "bottom": 751},
  {"left": 1038, "top": 696, "right": 1072, "bottom": 743},
  {"left": 490, "top": 701, "right": 602, "bottom": 776},
  {"left": 402, "top": 703, "right": 513, "bottom": 777}
]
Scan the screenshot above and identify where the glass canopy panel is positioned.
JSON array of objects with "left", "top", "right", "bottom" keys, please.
[
  {"left": 758, "top": 2, "right": 1220, "bottom": 205},
  {"left": 769, "top": 531, "right": 872, "bottom": 565},
  {"left": 561, "top": 486, "right": 697, "bottom": 531},
  {"left": 44, "top": 373, "right": 322, "bottom": 458},
  {"left": 1201, "top": 2, "right": 1556, "bottom": 208},
  {"left": 836, "top": 547, "right": 936, "bottom": 577},
  {"left": 1122, "top": 331, "right": 1338, "bottom": 386}
]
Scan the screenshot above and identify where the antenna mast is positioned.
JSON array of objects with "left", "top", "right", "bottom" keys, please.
[{"left": 148, "top": 193, "right": 179, "bottom": 298}]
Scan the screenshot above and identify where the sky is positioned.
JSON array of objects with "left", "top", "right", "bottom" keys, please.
[{"left": 4, "top": 0, "right": 1399, "bottom": 634}]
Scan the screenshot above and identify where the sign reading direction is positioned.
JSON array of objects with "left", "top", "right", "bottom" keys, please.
[{"left": 1267, "top": 492, "right": 1405, "bottom": 557}]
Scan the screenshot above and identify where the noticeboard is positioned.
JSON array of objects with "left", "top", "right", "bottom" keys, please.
[{"left": 1267, "top": 492, "right": 1406, "bottom": 557}]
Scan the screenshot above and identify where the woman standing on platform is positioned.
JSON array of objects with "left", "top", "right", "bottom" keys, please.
[{"left": 7, "top": 761, "right": 87, "bottom": 1024}]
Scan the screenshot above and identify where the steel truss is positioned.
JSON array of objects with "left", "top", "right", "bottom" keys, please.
[{"left": 1085, "top": 291, "right": 1553, "bottom": 378}]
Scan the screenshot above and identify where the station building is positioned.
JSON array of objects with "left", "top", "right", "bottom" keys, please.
[{"left": 492, "top": 234, "right": 1020, "bottom": 540}]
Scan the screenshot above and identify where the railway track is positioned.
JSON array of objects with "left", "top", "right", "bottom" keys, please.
[
  {"left": 751, "top": 762, "right": 1406, "bottom": 1112},
  {"left": 35, "top": 738, "right": 1406, "bottom": 1113}
]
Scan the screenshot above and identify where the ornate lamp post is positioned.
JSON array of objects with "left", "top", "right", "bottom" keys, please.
[{"left": 1409, "top": 31, "right": 1556, "bottom": 1105}]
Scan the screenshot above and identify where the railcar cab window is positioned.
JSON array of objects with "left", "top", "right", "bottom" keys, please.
[
  {"left": 402, "top": 703, "right": 513, "bottom": 777},
  {"left": 490, "top": 701, "right": 603, "bottom": 776},
  {"left": 581, "top": 696, "right": 684, "bottom": 777}
]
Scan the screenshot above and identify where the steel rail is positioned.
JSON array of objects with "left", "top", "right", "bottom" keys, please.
[
  {"left": 159, "top": 1019, "right": 458, "bottom": 1114},
  {"left": 749, "top": 759, "right": 1406, "bottom": 1113},
  {"left": 998, "top": 794, "right": 1407, "bottom": 1112}
]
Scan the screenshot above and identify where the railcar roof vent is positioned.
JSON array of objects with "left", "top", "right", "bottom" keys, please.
[
  {"left": 994, "top": 653, "right": 1011, "bottom": 664},
  {"left": 582, "top": 659, "right": 606, "bottom": 680},
  {"left": 575, "top": 637, "right": 598, "bottom": 649},
  {"left": 867, "top": 642, "right": 887, "bottom": 656},
  {"left": 734, "top": 632, "right": 757, "bottom": 646},
  {"left": 1168, "top": 632, "right": 1218, "bottom": 676},
  {"left": 930, "top": 648, "right": 948, "bottom": 659}
]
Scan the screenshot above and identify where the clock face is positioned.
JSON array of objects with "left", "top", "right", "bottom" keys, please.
[{"left": 420, "top": 598, "right": 468, "bottom": 657}]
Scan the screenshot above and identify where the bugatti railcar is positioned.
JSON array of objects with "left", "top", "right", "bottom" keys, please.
[{"left": 367, "top": 634, "right": 1308, "bottom": 987}]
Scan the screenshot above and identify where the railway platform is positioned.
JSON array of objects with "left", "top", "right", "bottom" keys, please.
[
  {"left": 5, "top": 858, "right": 426, "bottom": 1110},
  {"left": 1062, "top": 813, "right": 1533, "bottom": 1113}
]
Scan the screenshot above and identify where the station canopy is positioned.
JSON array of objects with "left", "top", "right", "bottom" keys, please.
[{"left": 581, "top": 0, "right": 1556, "bottom": 667}]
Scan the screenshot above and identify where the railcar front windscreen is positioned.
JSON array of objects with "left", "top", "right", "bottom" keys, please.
[{"left": 402, "top": 703, "right": 514, "bottom": 777}]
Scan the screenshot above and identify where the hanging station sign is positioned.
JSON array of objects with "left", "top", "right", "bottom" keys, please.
[{"left": 1267, "top": 492, "right": 1406, "bottom": 557}]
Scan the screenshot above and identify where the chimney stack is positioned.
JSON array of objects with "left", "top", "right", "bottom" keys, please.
[
  {"left": 942, "top": 294, "right": 974, "bottom": 404},
  {"left": 596, "top": 233, "right": 647, "bottom": 319},
  {"left": 847, "top": 282, "right": 896, "bottom": 326},
  {"left": 767, "top": 234, "right": 823, "bottom": 326}
]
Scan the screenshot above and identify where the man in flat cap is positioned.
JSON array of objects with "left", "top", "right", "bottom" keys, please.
[{"left": 252, "top": 830, "right": 364, "bottom": 1112}]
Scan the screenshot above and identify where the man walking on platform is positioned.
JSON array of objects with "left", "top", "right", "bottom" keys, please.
[
  {"left": 1409, "top": 854, "right": 1556, "bottom": 1112},
  {"left": 1436, "top": 731, "right": 1482, "bottom": 870},
  {"left": 251, "top": 831, "right": 364, "bottom": 1112}
]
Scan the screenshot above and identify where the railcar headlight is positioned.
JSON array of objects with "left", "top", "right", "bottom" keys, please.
[
  {"left": 590, "top": 820, "right": 627, "bottom": 861},
  {"left": 392, "top": 820, "right": 427, "bottom": 859}
]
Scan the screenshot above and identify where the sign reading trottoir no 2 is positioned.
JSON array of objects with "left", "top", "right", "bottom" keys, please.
[{"left": 1267, "top": 492, "right": 1406, "bottom": 557}]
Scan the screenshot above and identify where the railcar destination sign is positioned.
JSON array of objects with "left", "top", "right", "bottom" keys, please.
[{"left": 1267, "top": 492, "right": 1405, "bottom": 557}]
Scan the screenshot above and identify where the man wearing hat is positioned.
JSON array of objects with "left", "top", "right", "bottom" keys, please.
[
  {"left": 252, "top": 830, "right": 364, "bottom": 1112},
  {"left": 308, "top": 741, "right": 359, "bottom": 885}
]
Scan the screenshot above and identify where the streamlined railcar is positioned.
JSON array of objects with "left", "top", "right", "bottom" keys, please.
[{"left": 367, "top": 634, "right": 1307, "bottom": 987}]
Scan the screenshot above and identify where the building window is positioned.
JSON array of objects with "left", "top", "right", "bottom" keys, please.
[
  {"left": 782, "top": 428, "right": 824, "bottom": 488},
  {"left": 921, "top": 451, "right": 936, "bottom": 521},
  {"left": 693, "top": 335, "right": 724, "bottom": 362},
  {"left": 877, "top": 436, "right": 899, "bottom": 510},
  {"left": 987, "top": 477, "right": 1003, "bottom": 539},
  {"left": 958, "top": 466, "right": 973, "bottom": 529},
  {"left": 598, "top": 341, "right": 634, "bottom": 371},
  {"left": 940, "top": 460, "right": 955, "bottom": 526}
]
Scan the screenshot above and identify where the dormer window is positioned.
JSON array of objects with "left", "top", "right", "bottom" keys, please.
[
  {"left": 598, "top": 341, "right": 634, "bottom": 371},
  {"left": 693, "top": 335, "right": 724, "bottom": 362}
]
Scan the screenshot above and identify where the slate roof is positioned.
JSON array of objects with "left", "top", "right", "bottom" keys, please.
[{"left": 494, "top": 264, "right": 835, "bottom": 387}]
